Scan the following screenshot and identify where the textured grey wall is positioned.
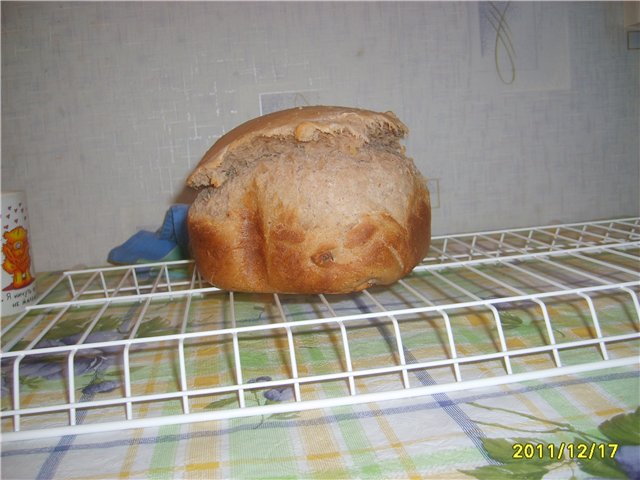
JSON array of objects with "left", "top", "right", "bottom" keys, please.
[{"left": 2, "top": 2, "right": 638, "bottom": 272}]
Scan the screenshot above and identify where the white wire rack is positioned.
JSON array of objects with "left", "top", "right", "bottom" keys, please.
[{"left": 1, "top": 217, "right": 639, "bottom": 441}]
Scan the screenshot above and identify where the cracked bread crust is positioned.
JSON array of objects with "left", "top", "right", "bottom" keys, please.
[
  {"left": 187, "top": 106, "right": 430, "bottom": 294},
  {"left": 187, "top": 106, "right": 408, "bottom": 189}
]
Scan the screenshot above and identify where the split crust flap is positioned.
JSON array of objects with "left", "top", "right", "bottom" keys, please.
[{"left": 187, "top": 106, "right": 408, "bottom": 189}]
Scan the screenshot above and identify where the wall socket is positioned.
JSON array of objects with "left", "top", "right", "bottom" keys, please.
[{"left": 426, "top": 178, "right": 440, "bottom": 209}]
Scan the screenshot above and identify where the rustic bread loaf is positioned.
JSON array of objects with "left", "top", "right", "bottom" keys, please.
[{"left": 187, "top": 106, "right": 431, "bottom": 294}]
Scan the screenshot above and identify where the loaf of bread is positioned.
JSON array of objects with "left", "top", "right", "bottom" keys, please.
[{"left": 187, "top": 106, "right": 431, "bottom": 294}]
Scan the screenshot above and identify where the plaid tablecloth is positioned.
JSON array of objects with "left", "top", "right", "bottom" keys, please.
[
  {"left": 2, "top": 370, "right": 638, "bottom": 479},
  {"left": 2, "top": 264, "right": 639, "bottom": 479}
]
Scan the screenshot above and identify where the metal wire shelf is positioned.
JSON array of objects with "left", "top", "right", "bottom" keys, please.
[{"left": 1, "top": 217, "right": 639, "bottom": 441}]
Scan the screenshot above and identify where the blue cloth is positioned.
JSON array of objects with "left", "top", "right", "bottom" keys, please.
[
  {"left": 108, "top": 204, "right": 190, "bottom": 265},
  {"left": 156, "top": 204, "right": 189, "bottom": 250}
]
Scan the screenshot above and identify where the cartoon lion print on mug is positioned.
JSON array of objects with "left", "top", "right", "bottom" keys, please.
[{"left": 3, "top": 226, "right": 33, "bottom": 289}]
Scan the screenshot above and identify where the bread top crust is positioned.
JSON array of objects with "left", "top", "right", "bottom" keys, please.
[{"left": 187, "top": 106, "right": 408, "bottom": 189}]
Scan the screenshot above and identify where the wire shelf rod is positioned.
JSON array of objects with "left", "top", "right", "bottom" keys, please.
[
  {"left": 506, "top": 230, "right": 640, "bottom": 279},
  {"left": 130, "top": 266, "right": 142, "bottom": 297},
  {"left": 318, "top": 294, "right": 357, "bottom": 395},
  {"left": 62, "top": 259, "right": 193, "bottom": 276},
  {"left": 122, "top": 267, "right": 165, "bottom": 420},
  {"left": 446, "top": 236, "right": 492, "bottom": 261},
  {"left": 273, "top": 294, "right": 302, "bottom": 402},
  {"left": 560, "top": 225, "right": 615, "bottom": 245},
  {"left": 66, "top": 271, "right": 77, "bottom": 298},
  {"left": 0, "top": 271, "right": 69, "bottom": 340},
  {"left": 18, "top": 285, "right": 223, "bottom": 312},
  {"left": 571, "top": 222, "right": 639, "bottom": 241},
  {"left": 476, "top": 240, "right": 640, "bottom": 330},
  {"left": 4, "top": 272, "right": 100, "bottom": 435},
  {"left": 586, "top": 222, "right": 640, "bottom": 239},
  {"left": 177, "top": 268, "right": 198, "bottom": 415},
  {"left": 478, "top": 235, "right": 638, "bottom": 295},
  {"left": 5, "top": 243, "right": 633, "bottom": 320},
  {"left": 98, "top": 271, "right": 108, "bottom": 299},
  {"left": 426, "top": 264, "right": 513, "bottom": 375},
  {"left": 78, "top": 279, "right": 197, "bottom": 298},
  {"left": 533, "top": 226, "right": 627, "bottom": 249},
  {"left": 66, "top": 268, "right": 134, "bottom": 426},
  {"left": 4, "top": 356, "right": 637, "bottom": 443},
  {"left": 423, "top": 218, "right": 639, "bottom": 264},
  {"left": 430, "top": 236, "right": 615, "bottom": 370},
  {"left": 397, "top": 279, "right": 462, "bottom": 381},
  {"left": 457, "top": 263, "right": 562, "bottom": 368},
  {"left": 464, "top": 236, "right": 622, "bottom": 360},
  {"left": 163, "top": 264, "right": 173, "bottom": 295},
  {"left": 468, "top": 235, "right": 479, "bottom": 260},
  {"left": 601, "top": 222, "right": 614, "bottom": 242},
  {"left": 454, "top": 237, "right": 636, "bottom": 361},
  {"left": 512, "top": 232, "right": 628, "bottom": 255},
  {"left": 2, "top": 281, "right": 638, "bottom": 361},
  {"left": 428, "top": 218, "right": 639, "bottom": 242},
  {"left": 597, "top": 248, "right": 640, "bottom": 264},
  {"left": 506, "top": 231, "right": 574, "bottom": 253},
  {"left": 4, "top": 272, "right": 123, "bottom": 434},
  {"left": 500, "top": 221, "right": 632, "bottom": 255},
  {"left": 4, "top": 328, "right": 638, "bottom": 421},
  {"left": 3, "top": 271, "right": 102, "bottom": 355},
  {"left": 615, "top": 219, "right": 640, "bottom": 231},
  {"left": 413, "top": 242, "right": 639, "bottom": 274},
  {"left": 479, "top": 235, "right": 620, "bottom": 287},
  {"left": 61, "top": 261, "right": 196, "bottom": 298},
  {"left": 229, "top": 291, "right": 246, "bottom": 409},
  {"left": 619, "top": 286, "right": 640, "bottom": 324},
  {"left": 568, "top": 252, "right": 639, "bottom": 278},
  {"left": 361, "top": 290, "right": 411, "bottom": 389}
]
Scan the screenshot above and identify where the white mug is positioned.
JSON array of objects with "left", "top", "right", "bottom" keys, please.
[{"left": 2, "top": 191, "right": 37, "bottom": 316}]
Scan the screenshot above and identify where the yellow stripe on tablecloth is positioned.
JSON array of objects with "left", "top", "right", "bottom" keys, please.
[
  {"left": 305, "top": 450, "right": 342, "bottom": 462},
  {"left": 118, "top": 428, "right": 146, "bottom": 479},
  {"left": 368, "top": 403, "right": 422, "bottom": 480},
  {"left": 185, "top": 461, "right": 221, "bottom": 472},
  {"left": 298, "top": 404, "right": 347, "bottom": 475},
  {"left": 118, "top": 348, "right": 167, "bottom": 479},
  {"left": 184, "top": 422, "right": 223, "bottom": 479},
  {"left": 356, "top": 377, "right": 421, "bottom": 479}
]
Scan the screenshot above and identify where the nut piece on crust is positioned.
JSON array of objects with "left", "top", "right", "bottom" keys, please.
[{"left": 187, "top": 106, "right": 431, "bottom": 294}]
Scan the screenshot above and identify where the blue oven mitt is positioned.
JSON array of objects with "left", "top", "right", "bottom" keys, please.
[{"left": 108, "top": 204, "right": 190, "bottom": 265}]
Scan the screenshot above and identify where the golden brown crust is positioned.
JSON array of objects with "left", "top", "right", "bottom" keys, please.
[{"left": 187, "top": 106, "right": 430, "bottom": 294}]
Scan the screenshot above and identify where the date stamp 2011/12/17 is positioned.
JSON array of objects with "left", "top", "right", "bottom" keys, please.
[{"left": 512, "top": 442, "right": 619, "bottom": 461}]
